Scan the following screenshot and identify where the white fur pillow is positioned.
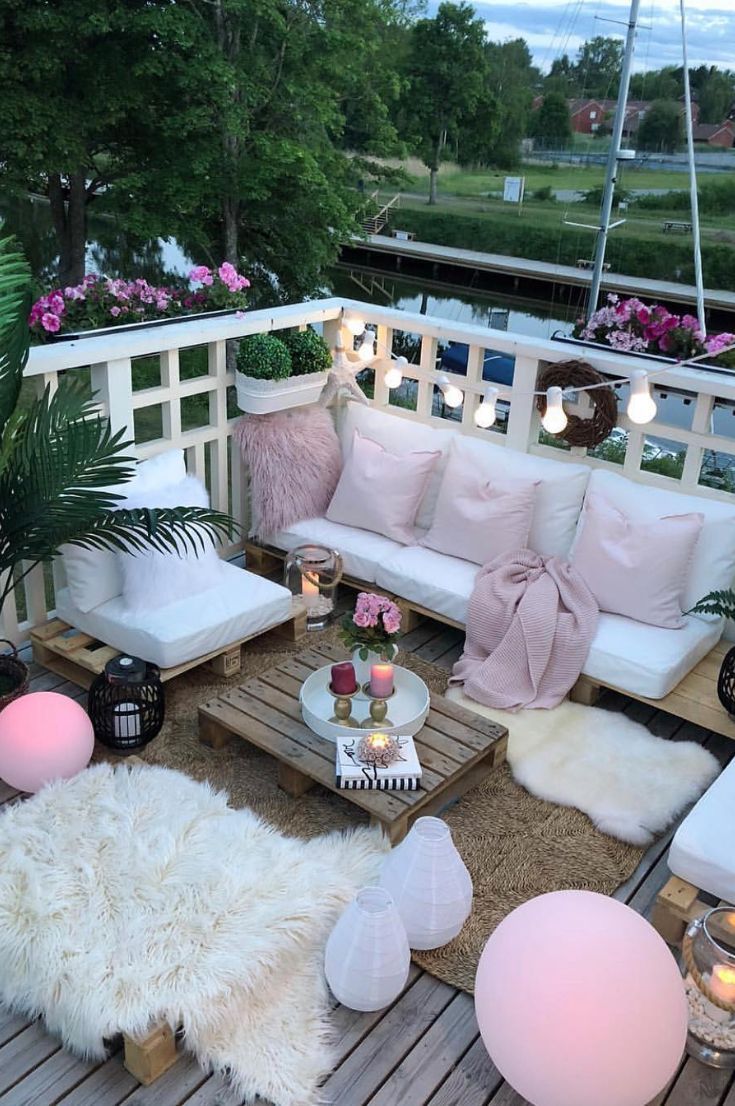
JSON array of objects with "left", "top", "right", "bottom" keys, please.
[{"left": 118, "top": 475, "right": 226, "bottom": 613}]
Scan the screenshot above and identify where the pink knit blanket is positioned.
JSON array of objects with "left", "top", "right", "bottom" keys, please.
[{"left": 450, "top": 549, "right": 599, "bottom": 711}]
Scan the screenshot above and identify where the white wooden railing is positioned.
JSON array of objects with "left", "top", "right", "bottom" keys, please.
[{"left": 3, "top": 295, "right": 735, "bottom": 644}]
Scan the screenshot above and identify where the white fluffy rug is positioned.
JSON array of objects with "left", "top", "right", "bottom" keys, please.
[
  {"left": 0, "top": 763, "right": 387, "bottom": 1106},
  {"left": 447, "top": 689, "right": 719, "bottom": 845}
]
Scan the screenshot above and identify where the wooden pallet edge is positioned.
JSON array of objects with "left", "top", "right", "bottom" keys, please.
[{"left": 651, "top": 875, "right": 709, "bottom": 945}]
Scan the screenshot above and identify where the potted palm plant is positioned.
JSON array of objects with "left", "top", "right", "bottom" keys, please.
[
  {"left": 235, "top": 328, "right": 331, "bottom": 415},
  {"left": 0, "top": 235, "right": 237, "bottom": 708},
  {"left": 690, "top": 590, "right": 735, "bottom": 718}
]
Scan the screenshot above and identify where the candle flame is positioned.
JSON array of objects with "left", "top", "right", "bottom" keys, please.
[
  {"left": 368, "top": 732, "right": 389, "bottom": 749},
  {"left": 713, "top": 965, "right": 735, "bottom": 986}
]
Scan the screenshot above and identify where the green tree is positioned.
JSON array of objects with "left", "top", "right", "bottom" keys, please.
[
  {"left": 481, "top": 39, "right": 537, "bottom": 167},
  {"left": 398, "top": 2, "right": 491, "bottom": 204},
  {"left": 532, "top": 92, "right": 572, "bottom": 145},
  {"left": 638, "top": 100, "right": 683, "bottom": 153},
  {"left": 0, "top": 0, "right": 212, "bottom": 286},
  {"left": 693, "top": 66, "right": 735, "bottom": 124},
  {"left": 544, "top": 54, "right": 578, "bottom": 97},
  {"left": 573, "top": 36, "right": 624, "bottom": 99}
]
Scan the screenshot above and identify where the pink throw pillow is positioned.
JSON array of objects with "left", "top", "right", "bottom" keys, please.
[
  {"left": 421, "top": 450, "right": 538, "bottom": 564},
  {"left": 326, "top": 430, "right": 441, "bottom": 544},
  {"left": 571, "top": 492, "right": 704, "bottom": 628}
]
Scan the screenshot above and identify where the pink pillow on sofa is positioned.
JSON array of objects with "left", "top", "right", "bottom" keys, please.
[
  {"left": 326, "top": 430, "right": 441, "bottom": 544},
  {"left": 421, "top": 449, "right": 538, "bottom": 564},
  {"left": 571, "top": 492, "right": 704, "bottom": 628}
]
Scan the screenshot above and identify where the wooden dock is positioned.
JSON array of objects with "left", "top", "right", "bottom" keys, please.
[
  {"left": 1, "top": 615, "right": 733, "bottom": 1106},
  {"left": 343, "top": 234, "right": 735, "bottom": 319}
]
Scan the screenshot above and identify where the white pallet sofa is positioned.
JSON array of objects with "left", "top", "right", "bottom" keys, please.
[{"left": 258, "top": 401, "right": 735, "bottom": 722}]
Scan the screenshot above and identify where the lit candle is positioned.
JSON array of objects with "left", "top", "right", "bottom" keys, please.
[
  {"left": 302, "top": 574, "right": 319, "bottom": 610},
  {"left": 709, "top": 964, "right": 735, "bottom": 1005},
  {"left": 367, "top": 732, "right": 390, "bottom": 752},
  {"left": 370, "top": 663, "right": 394, "bottom": 698},
  {"left": 331, "top": 662, "right": 357, "bottom": 696}
]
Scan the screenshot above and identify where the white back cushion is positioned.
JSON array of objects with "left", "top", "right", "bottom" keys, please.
[
  {"left": 449, "top": 437, "right": 591, "bottom": 557},
  {"left": 584, "top": 470, "right": 735, "bottom": 609},
  {"left": 338, "top": 404, "right": 453, "bottom": 529},
  {"left": 61, "top": 449, "right": 188, "bottom": 612}
]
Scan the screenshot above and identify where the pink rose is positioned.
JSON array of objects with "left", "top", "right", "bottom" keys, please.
[
  {"left": 353, "top": 611, "right": 371, "bottom": 629},
  {"left": 41, "top": 312, "right": 61, "bottom": 333}
]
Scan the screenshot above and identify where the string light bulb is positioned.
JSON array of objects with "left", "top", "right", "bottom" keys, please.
[
  {"left": 437, "top": 374, "right": 464, "bottom": 409},
  {"left": 384, "top": 355, "right": 406, "bottom": 390},
  {"left": 475, "top": 387, "right": 499, "bottom": 429},
  {"left": 357, "top": 328, "right": 376, "bottom": 363},
  {"left": 344, "top": 315, "right": 366, "bottom": 337},
  {"left": 626, "top": 370, "right": 657, "bottom": 425},
  {"left": 541, "top": 386, "right": 568, "bottom": 434}
]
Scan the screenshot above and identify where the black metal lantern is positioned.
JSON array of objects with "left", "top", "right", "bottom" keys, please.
[
  {"left": 88, "top": 654, "right": 165, "bottom": 753},
  {"left": 718, "top": 647, "right": 735, "bottom": 718}
]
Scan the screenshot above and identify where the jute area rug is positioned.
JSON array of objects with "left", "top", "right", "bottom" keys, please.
[{"left": 119, "top": 627, "right": 645, "bottom": 994}]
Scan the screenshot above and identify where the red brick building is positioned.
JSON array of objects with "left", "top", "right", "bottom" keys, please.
[{"left": 692, "top": 120, "right": 735, "bottom": 147}]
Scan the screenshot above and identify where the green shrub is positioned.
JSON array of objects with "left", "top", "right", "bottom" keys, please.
[
  {"left": 236, "top": 333, "right": 292, "bottom": 380},
  {"left": 533, "top": 186, "right": 554, "bottom": 202},
  {"left": 281, "top": 326, "right": 332, "bottom": 376}
]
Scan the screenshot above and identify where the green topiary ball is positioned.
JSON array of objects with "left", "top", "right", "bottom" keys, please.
[
  {"left": 282, "top": 327, "right": 332, "bottom": 377},
  {"left": 236, "top": 334, "right": 292, "bottom": 381}
]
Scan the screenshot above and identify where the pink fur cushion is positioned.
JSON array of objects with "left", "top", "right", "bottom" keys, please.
[
  {"left": 570, "top": 492, "right": 704, "bottom": 628},
  {"left": 327, "top": 429, "right": 441, "bottom": 544},
  {"left": 235, "top": 407, "right": 342, "bottom": 540},
  {"left": 421, "top": 449, "right": 538, "bottom": 564}
]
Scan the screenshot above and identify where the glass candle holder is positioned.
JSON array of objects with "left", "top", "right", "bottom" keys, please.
[
  {"left": 682, "top": 907, "right": 735, "bottom": 1068},
  {"left": 284, "top": 544, "right": 343, "bottom": 631}
]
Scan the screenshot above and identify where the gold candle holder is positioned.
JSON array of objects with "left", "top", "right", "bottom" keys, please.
[
  {"left": 360, "top": 683, "right": 396, "bottom": 728},
  {"left": 328, "top": 684, "right": 359, "bottom": 727}
]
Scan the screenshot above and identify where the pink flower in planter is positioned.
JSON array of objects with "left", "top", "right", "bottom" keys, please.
[
  {"left": 41, "top": 312, "right": 61, "bottom": 333},
  {"left": 109, "top": 306, "right": 122, "bottom": 317},
  {"left": 48, "top": 293, "right": 65, "bottom": 315},
  {"left": 190, "top": 265, "right": 213, "bottom": 286}
]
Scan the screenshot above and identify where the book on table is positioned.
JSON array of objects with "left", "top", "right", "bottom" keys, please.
[{"left": 336, "top": 734, "right": 423, "bottom": 790}]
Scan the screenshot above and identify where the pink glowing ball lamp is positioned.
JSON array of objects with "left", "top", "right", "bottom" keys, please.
[
  {"left": 0, "top": 691, "right": 95, "bottom": 792},
  {"left": 475, "top": 890, "right": 687, "bottom": 1106}
]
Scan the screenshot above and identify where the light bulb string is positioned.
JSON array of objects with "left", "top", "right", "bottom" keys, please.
[{"left": 340, "top": 312, "right": 735, "bottom": 402}]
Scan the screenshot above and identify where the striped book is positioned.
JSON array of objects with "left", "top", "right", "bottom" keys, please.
[{"left": 336, "top": 735, "right": 422, "bottom": 791}]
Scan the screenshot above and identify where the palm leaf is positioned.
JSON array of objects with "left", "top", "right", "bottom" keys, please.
[
  {"left": 0, "top": 233, "right": 32, "bottom": 432},
  {"left": 689, "top": 589, "right": 735, "bottom": 621}
]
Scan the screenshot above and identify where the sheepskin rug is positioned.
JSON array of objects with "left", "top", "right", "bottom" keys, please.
[
  {"left": 0, "top": 763, "right": 387, "bottom": 1106},
  {"left": 446, "top": 689, "right": 719, "bottom": 845}
]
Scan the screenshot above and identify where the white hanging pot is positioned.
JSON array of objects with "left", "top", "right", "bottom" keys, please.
[
  {"left": 324, "top": 886, "right": 410, "bottom": 1012},
  {"left": 235, "top": 369, "right": 328, "bottom": 415},
  {"left": 380, "top": 816, "right": 473, "bottom": 950}
]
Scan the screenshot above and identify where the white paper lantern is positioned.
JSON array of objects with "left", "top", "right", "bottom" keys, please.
[
  {"left": 380, "top": 816, "right": 472, "bottom": 950},
  {"left": 324, "top": 887, "right": 410, "bottom": 1011}
]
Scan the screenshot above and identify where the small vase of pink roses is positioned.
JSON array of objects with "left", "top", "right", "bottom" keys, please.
[{"left": 339, "top": 592, "right": 402, "bottom": 686}]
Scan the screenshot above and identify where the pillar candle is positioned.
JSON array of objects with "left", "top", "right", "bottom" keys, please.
[
  {"left": 370, "top": 663, "right": 394, "bottom": 698},
  {"left": 709, "top": 964, "right": 735, "bottom": 1005},
  {"left": 302, "top": 574, "right": 320, "bottom": 610},
  {"left": 331, "top": 662, "right": 357, "bottom": 695}
]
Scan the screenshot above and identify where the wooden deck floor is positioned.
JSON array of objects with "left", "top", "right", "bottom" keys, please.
[{"left": 1, "top": 617, "right": 734, "bottom": 1106}]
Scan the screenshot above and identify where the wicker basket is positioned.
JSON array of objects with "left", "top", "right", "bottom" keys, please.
[
  {"left": 0, "top": 639, "right": 29, "bottom": 713},
  {"left": 717, "top": 646, "right": 735, "bottom": 718}
]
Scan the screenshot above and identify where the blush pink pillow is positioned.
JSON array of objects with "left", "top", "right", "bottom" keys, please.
[
  {"left": 421, "top": 450, "right": 538, "bottom": 564},
  {"left": 571, "top": 492, "right": 704, "bottom": 628},
  {"left": 327, "top": 430, "right": 441, "bottom": 544}
]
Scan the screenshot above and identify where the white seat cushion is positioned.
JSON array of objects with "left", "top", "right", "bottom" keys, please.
[
  {"left": 669, "top": 759, "right": 735, "bottom": 901},
  {"left": 581, "top": 612, "right": 722, "bottom": 699},
  {"left": 376, "top": 546, "right": 479, "bottom": 624},
  {"left": 268, "top": 517, "right": 404, "bottom": 584},
  {"left": 54, "top": 562, "right": 292, "bottom": 670}
]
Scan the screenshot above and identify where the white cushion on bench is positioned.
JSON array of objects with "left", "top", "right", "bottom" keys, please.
[
  {"left": 668, "top": 758, "right": 735, "bottom": 902},
  {"left": 582, "top": 612, "right": 722, "bottom": 700},
  {"left": 268, "top": 517, "right": 404, "bottom": 584},
  {"left": 55, "top": 562, "right": 292, "bottom": 670},
  {"left": 376, "top": 545, "right": 479, "bottom": 624}
]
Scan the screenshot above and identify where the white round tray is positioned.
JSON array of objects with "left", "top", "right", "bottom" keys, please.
[{"left": 300, "top": 663, "right": 430, "bottom": 743}]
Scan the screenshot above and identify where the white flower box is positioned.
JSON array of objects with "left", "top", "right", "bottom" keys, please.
[{"left": 235, "top": 369, "right": 328, "bottom": 415}]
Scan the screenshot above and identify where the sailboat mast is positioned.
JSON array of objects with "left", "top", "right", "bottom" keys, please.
[
  {"left": 587, "top": 0, "right": 641, "bottom": 316},
  {"left": 679, "top": 0, "right": 706, "bottom": 334}
]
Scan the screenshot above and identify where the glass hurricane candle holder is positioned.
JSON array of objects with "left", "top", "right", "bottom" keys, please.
[
  {"left": 682, "top": 907, "right": 735, "bottom": 1068},
  {"left": 284, "top": 544, "right": 343, "bottom": 631}
]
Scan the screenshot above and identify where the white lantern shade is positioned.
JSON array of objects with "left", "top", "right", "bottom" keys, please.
[
  {"left": 475, "top": 387, "right": 499, "bottom": 428},
  {"left": 324, "top": 887, "right": 410, "bottom": 1012},
  {"left": 384, "top": 365, "right": 403, "bottom": 389},
  {"left": 344, "top": 315, "right": 366, "bottom": 337},
  {"left": 627, "top": 370, "right": 657, "bottom": 424},
  {"left": 541, "top": 386, "right": 568, "bottom": 434},
  {"left": 437, "top": 375, "right": 463, "bottom": 410},
  {"left": 357, "top": 329, "right": 377, "bottom": 363},
  {"left": 379, "top": 816, "right": 472, "bottom": 950}
]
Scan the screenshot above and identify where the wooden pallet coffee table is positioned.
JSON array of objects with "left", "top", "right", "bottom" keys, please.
[{"left": 198, "top": 642, "right": 508, "bottom": 843}]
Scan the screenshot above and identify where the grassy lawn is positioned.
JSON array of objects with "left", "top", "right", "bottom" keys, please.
[{"left": 402, "top": 163, "right": 693, "bottom": 196}]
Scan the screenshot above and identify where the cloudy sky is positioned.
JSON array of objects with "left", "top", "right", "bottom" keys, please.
[{"left": 436, "top": 0, "right": 735, "bottom": 72}]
